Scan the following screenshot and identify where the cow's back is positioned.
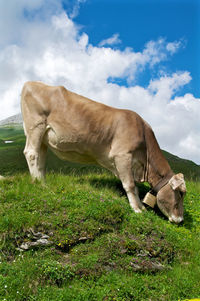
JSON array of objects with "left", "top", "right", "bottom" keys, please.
[{"left": 21, "top": 81, "right": 148, "bottom": 168}]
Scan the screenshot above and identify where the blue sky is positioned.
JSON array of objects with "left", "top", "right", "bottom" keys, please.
[
  {"left": 69, "top": 0, "right": 200, "bottom": 97},
  {"left": 0, "top": 0, "right": 199, "bottom": 164}
]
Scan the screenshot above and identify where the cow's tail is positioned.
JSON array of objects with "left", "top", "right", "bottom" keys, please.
[{"left": 21, "top": 83, "right": 28, "bottom": 136}]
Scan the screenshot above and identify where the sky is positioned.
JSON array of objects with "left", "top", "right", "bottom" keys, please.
[{"left": 0, "top": 0, "right": 199, "bottom": 164}]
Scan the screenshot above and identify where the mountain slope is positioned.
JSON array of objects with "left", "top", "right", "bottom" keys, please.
[
  {"left": 163, "top": 150, "right": 200, "bottom": 181},
  {"left": 0, "top": 113, "right": 23, "bottom": 126}
]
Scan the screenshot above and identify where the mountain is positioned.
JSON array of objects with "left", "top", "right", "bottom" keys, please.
[
  {"left": 163, "top": 150, "right": 200, "bottom": 181},
  {"left": 0, "top": 113, "right": 23, "bottom": 126}
]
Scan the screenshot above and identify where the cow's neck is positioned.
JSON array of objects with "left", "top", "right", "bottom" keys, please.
[
  {"left": 144, "top": 125, "right": 173, "bottom": 189},
  {"left": 147, "top": 160, "right": 173, "bottom": 190}
]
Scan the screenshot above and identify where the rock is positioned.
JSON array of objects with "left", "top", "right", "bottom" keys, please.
[
  {"left": 19, "top": 239, "right": 53, "bottom": 250},
  {"left": 78, "top": 237, "right": 88, "bottom": 242},
  {"left": 35, "top": 238, "right": 52, "bottom": 246},
  {"left": 19, "top": 242, "right": 30, "bottom": 250},
  {"left": 41, "top": 235, "right": 50, "bottom": 239},
  {"left": 17, "top": 228, "right": 53, "bottom": 251}
]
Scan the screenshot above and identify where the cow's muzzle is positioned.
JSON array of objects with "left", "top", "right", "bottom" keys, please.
[{"left": 169, "top": 215, "right": 184, "bottom": 224}]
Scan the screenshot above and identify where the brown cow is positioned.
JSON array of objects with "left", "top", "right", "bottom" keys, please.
[{"left": 21, "top": 81, "right": 186, "bottom": 223}]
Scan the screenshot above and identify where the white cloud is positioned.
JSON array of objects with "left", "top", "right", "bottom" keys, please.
[
  {"left": 69, "top": 0, "right": 87, "bottom": 19},
  {"left": 166, "top": 40, "right": 185, "bottom": 54},
  {"left": 148, "top": 72, "right": 192, "bottom": 102},
  {"left": 0, "top": 0, "right": 63, "bottom": 47},
  {"left": 0, "top": 2, "right": 199, "bottom": 164},
  {"left": 143, "top": 38, "right": 183, "bottom": 67},
  {"left": 99, "top": 33, "right": 121, "bottom": 47}
]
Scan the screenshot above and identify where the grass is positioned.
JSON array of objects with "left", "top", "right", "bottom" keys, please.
[{"left": 0, "top": 125, "right": 200, "bottom": 300}]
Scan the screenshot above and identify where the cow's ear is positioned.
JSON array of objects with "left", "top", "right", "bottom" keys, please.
[{"left": 169, "top": 173, "right": 186, "bottom": 192}]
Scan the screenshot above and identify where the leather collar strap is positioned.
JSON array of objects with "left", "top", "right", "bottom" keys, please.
[{"left": 149, "top": 173, "right": 174, "bottom": 196}]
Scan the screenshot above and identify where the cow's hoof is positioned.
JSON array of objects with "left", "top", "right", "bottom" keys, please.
[
  {"left": 134, "top": 208, "right": 143, "bottom": 213},
  {"left": 134, "top": 205, "right": 146, "bottom": 213}
]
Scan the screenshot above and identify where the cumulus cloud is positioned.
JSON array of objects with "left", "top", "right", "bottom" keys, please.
[
  {"left": 0, "top": 1, "right": 199, "bottom": 164},
  {"left": 0, "top": 0, "right": 63, "bottom": 47},
  {"left": 148, "top": 72, "right": 192, "bottom": 102}
]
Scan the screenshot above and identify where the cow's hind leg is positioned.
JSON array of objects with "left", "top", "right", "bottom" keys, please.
[
  {"left": 24, "top": 124, "right": 47, "bottom": 181},
  {"left": 114, "top": 154, "right": 145, "bottom": 213}
]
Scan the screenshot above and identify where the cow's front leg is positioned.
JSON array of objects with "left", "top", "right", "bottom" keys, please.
[
  {"left": 24, "top": 142, "right": 47, "bottom": 181},
  {"left": 114, "top": 154, "right": 145, "bottom": 213},
  {"left": 23, "top": 124, "right": 47, "bottom": 181}
]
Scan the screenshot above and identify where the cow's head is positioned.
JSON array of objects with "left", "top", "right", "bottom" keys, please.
[{"left": 156, "top": 173, "right": 186, "bottom": 223}]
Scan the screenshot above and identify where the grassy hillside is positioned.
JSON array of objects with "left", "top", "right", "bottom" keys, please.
[
  {"left": 163, "top": 150, "right": 200, "bottom": 181},
  {"left": 0, "top": 125, "right": 200, "bottom": 300}
]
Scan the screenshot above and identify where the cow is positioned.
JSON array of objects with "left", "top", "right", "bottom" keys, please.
[{"left": 21, "top": 81, "right": 186, "bottom": 223}]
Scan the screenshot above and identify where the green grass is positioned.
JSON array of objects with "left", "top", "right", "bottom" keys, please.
[
  {"left": 0, "top": 174, "right": 200, "bottom": 300},
  {"left": 0, "top": 125, "right": 200, "bottom": 300}
]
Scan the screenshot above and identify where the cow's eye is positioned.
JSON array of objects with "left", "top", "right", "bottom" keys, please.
[{"left": 179, "top": 191, "right": 184, "bottom": 198}]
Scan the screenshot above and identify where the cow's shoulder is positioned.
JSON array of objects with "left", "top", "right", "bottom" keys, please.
[
  {"left": 22, "top": 81, "right": 67, "bottom": 95},
  {"left": 114, "top": 108, "right": 146, "bottom": 132}
]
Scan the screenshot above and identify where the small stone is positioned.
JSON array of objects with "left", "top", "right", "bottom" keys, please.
[
  {"left": 20, "top": 243, "right": 30, "bottom": 250},
  {"left": 78, "top": 237, "right": 88, "bottom": 241},
  {"left": 41, "top": 235, "right": 50, "bottom": 239},
  {"left": 36, "top": 238, "right": 52, "bottom": 246}
]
